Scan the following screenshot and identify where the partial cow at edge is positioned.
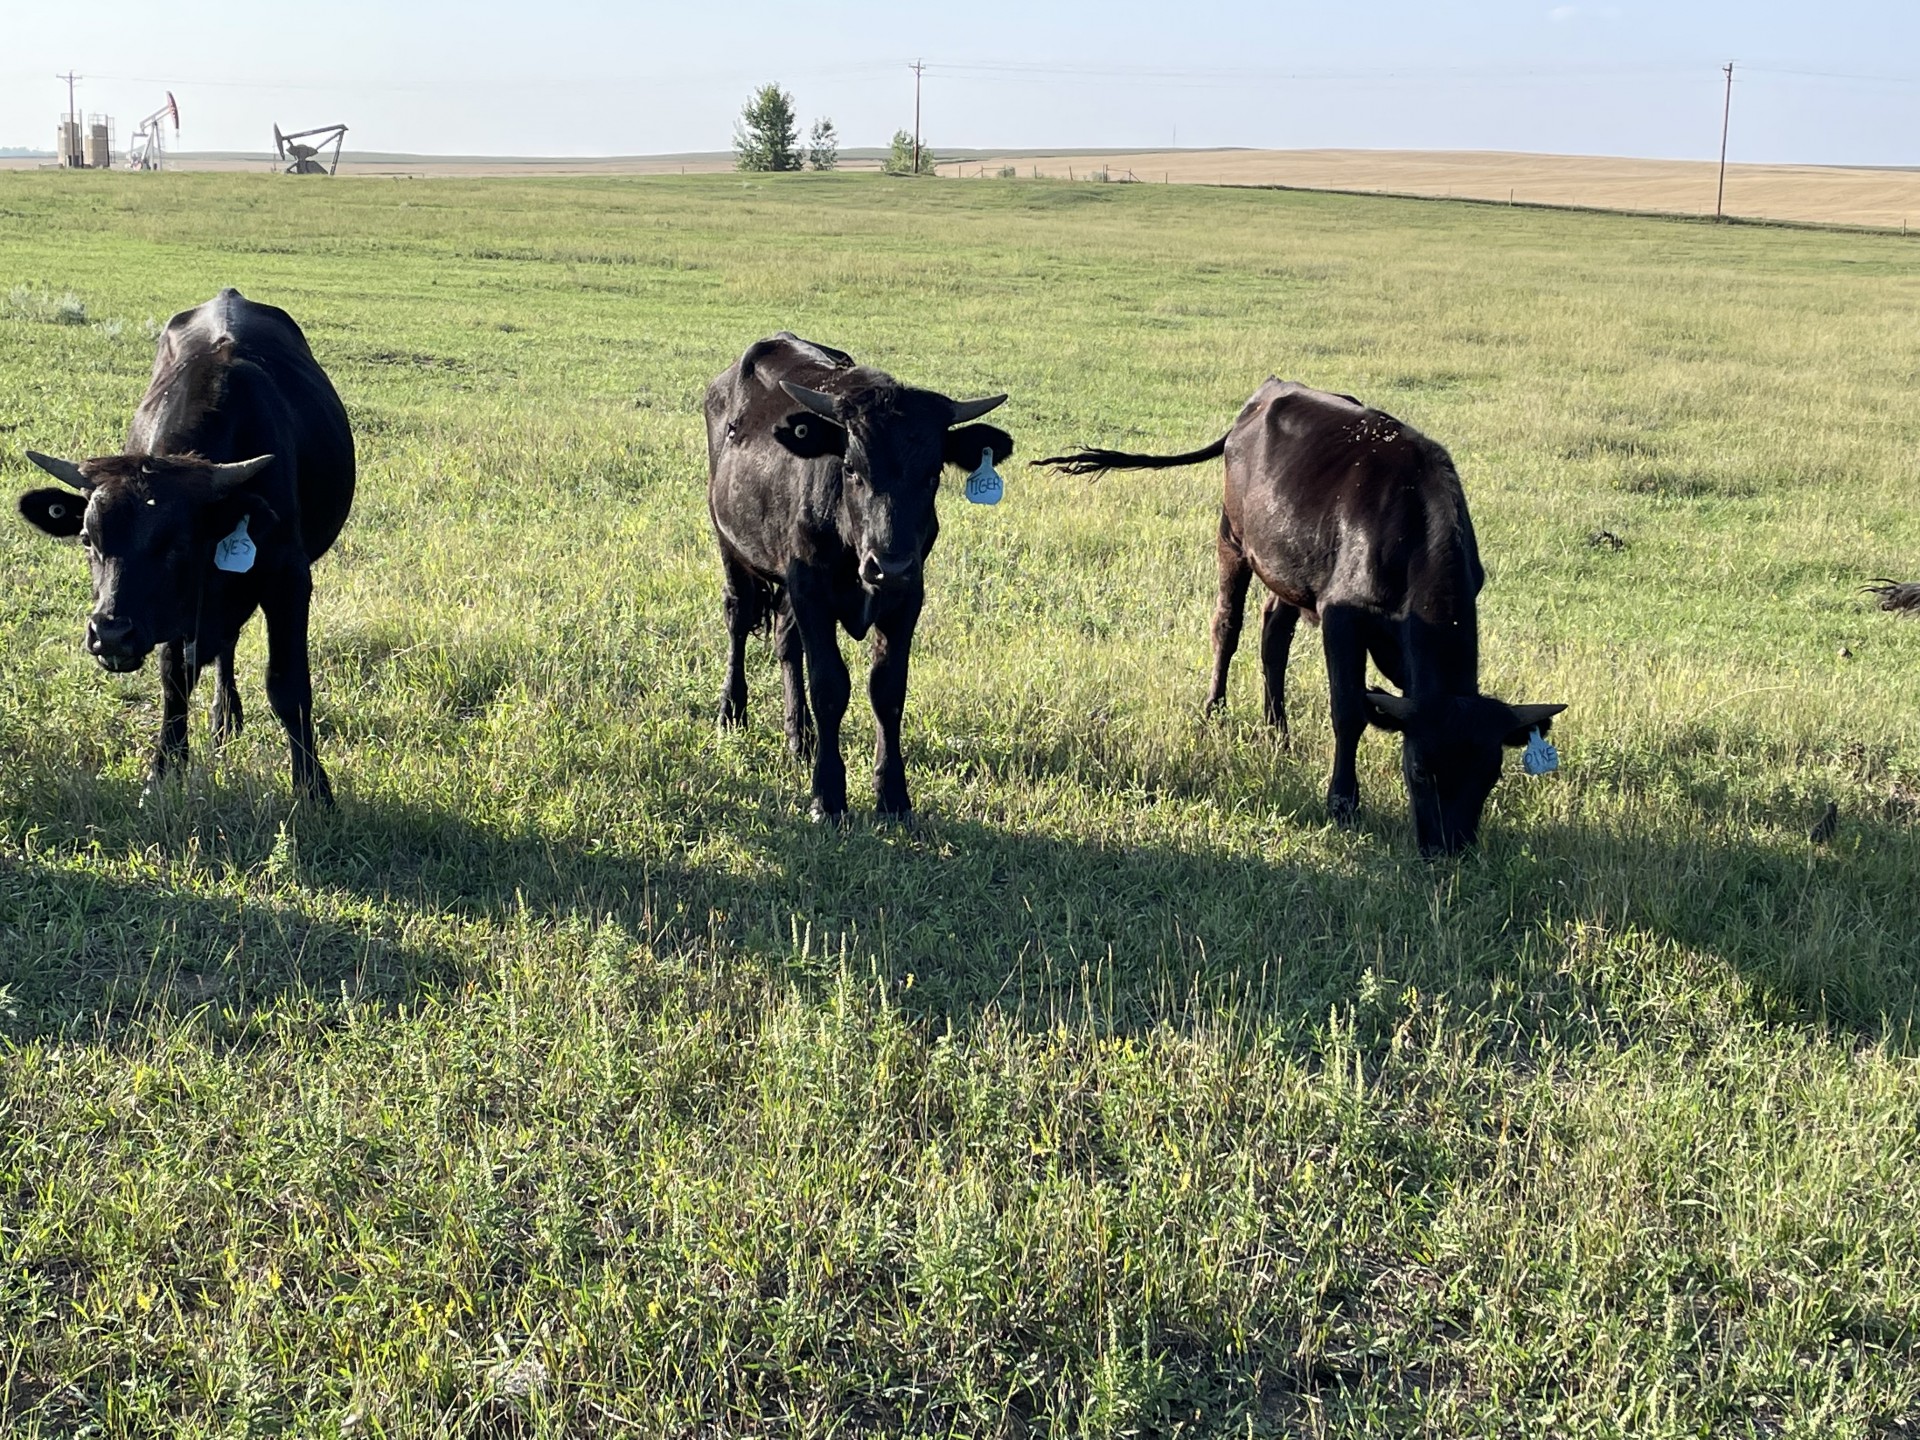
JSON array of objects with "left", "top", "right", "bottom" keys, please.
[
  {"left": 706, "top": 333, "right": 1012, "bottom": 822},
  {"left": 17, "top": 288, "right": 355, "bottom": 805},
  {"left": 1040, "top": 379, "right": 1563, "bottom": 856}
]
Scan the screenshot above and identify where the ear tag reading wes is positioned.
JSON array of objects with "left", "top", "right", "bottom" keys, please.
[
  {"left": 1522, "top": 727, "right": 1560, "bottom": 777},
  {"left": 214, "top": 514, "right": 257, "bottom": 574},
  {"left": 964, "top": 448, "right": 1004, "bottom": 506}
]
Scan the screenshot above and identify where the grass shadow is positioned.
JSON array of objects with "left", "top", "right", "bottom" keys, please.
[{"left": 5, "top": 736, "right": 1912, "bottom": 1048}]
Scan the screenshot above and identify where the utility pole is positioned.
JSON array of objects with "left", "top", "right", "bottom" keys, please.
[
  {"left": 1716, "top": 61, "right": 1734, "bottom": 221},
  {"left": 911, "top": 59, "right": 925, "bottom": 175},
  {"left": 55, "top": 71, "right": 82, "bottom": 169}
]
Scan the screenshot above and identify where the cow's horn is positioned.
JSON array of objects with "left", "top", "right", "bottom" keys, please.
[
  {"left": 25, "top": 451, "right": 92, "bottom": 490},
  {"left": 207, "top": 455, "right": 275, "bottom": 490},
  {"left": 779, "top": 382, "right": 840, "bottom": 420},
  {"left": 949, "top": 394, "right": 1007, "bottom": 425}
]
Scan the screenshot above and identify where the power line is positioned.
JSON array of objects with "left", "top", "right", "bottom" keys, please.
[{"left": 1740, "top": 65, "right": 1920, "bottom": 87}]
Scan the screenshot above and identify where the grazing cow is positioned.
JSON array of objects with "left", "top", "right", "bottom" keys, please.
[
  {"left": 1039, "top": 379, "right": 1564, "bottom": 855},
  {"left": 706, "top": 333, "right": 1013, "bottom": 821},
  {"left": 17, "top": 288, "right": 355, "bottom": 804}
]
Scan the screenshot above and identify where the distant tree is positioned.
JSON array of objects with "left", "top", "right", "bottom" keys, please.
[
  {"left": 883, "top": 129, "right": 937, "bottom": 176},
  {"left": 734, "top": 84, "right": 802, "bottom": 172},
  {"left": 807, "top": 117, "right": 839, "bottom": 171}
]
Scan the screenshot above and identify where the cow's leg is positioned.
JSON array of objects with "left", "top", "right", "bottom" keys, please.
[
  {"left": 261, "top": 574, "right": 333, "bottom": 806},
  {"left": 718, "top": 554, "right": 758, "bottom": 729},
  {"left": 1259, "top": 595, "right": 1300, "bottom": 737},
  {"left": 1321, "top": 605, "right": 1368, "bottom": 825},
  {"left": 792, "top": 598, "right": 850, "bottom": 821},
  {"left": 209, "top": 601, "right": 258, "bottom": 745},
  {"left": 774, "top": 600, "right": 813, "bottom": 761},
  {"left": 209, "top": 647, "right": 244, "bottom": 745},
  {"left": 869, "top": 595, "right": 922, "bottom": 818},
  {"left": 148, "top": 639, "right": 197, "bottom": 792},
  {"left": 1207, "top": 519, "right": 1252, "bottom": 714}
]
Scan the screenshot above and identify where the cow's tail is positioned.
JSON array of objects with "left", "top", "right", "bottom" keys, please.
[
  {"left": 1863, "top": 577, "right": 1920, "bottom": 613},
  {"left": 1033, "top": 433, "right": 1228, "bottom": 478}
]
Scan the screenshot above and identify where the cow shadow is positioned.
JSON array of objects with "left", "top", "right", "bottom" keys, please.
[
  {"left": 4, "top": 737, "right": 1914, "bottom": 1049},
  {"left": 0, "top": 843, "right": 458, "bottom": 1044}
]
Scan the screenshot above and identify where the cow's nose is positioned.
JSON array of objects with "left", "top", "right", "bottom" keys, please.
[
  {"left": 860, "top": 552, "right": 913, "bottom": 589},
  {"left": 88, "top": 615, "right": 138, "bottom": 656}
]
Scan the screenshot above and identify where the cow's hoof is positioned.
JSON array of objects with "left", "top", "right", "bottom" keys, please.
[
  {"left": 1326, "top": 794, "right": 1359, "bottom": 827},
  {"left": 809, "top": 800, "right": 847, "bottom": 826},
  {"left": 298, "top": 770, "right": 337, "bottom": 809},
  {"left": 717, "top": 709, "right": 745, "bottom": 731},
  {"left": 874, "top": 806, "right": 916, "bottom": 830}
]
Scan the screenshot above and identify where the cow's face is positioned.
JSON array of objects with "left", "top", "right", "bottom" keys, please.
[
  {"left": 780, "top": 381, "right": 1011, "bottom": 594},
  {"left": 1366, "top": 690, "right": 1566, "bottom": 856},
  {"left": 18, "top": 451, "right": 274, "bottom": 672}
]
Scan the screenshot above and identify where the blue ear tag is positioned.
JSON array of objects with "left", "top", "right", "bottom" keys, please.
[
  {"left": 964, "top": 448, "right": 1004, "bottom": 506},
  {"left": 214, "top": 515, "right": 257, "bottom": 574},
  {"left": 1522, "top": 727, "right": 1559, "bottom": 777}
]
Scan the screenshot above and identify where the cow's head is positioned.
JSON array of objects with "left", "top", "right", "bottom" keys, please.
[
  {"left": 778, "top": 380, "right": 1011, "bottom": 593},
  {"left": 1365, "top": 690, "right": 1567, "bottom": 856},
  {"left": 18, "top": 450, "right": 276, "bottom": 672}
]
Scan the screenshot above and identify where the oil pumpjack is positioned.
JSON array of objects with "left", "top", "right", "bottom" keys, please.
[
  {"left": 272, "top": 121, "right": 347, "bottom": 175},
  {"left": 126, "top": 92, "right": 179, "bottom": 170}
]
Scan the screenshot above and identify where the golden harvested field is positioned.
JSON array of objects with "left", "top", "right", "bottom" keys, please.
[{"left": 938, "top": 148, "right": 1920, "bottom": 230}]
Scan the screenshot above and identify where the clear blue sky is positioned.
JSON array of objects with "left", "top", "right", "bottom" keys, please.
[{"left": 6, "top": 1, "right": 1918, "bottom": 164}]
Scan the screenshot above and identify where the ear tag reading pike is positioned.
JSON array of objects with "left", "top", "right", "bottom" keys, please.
[
  {"left": 1522, "top": 727, "right": 1559, "bottom": 777},
  {"left": 214, "top": 515, "right": 256, "bottom": 574},
  {"left": 964, "top": 448, "right": 1003, "bottom": 506}
]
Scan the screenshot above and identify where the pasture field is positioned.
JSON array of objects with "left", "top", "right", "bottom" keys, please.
[
  {"left": 1, "top": 171, "right": 1918, "bottom": 1437},
  {"left": 16, "top": 148, "right": 1920, "bottom": 232}
]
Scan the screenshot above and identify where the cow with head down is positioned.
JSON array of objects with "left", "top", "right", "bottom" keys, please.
[
  {"left": 1040, "top": 379, "right": 1564, "bottom": 856},
  {"left": 17, "top": 288, "right": 354, "bottom": 805},
  {"left": 706, "top": 333, "right": 1013, "bottom": 822}
]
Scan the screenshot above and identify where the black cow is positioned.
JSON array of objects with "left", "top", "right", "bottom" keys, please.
[
  {"left": 706, "top": 333, "right": 1013, "bottom": 821},
  {"left": 17, "top": 288, "right": 355, "bottom": 804},
  {"left": 1040, "top": 379, "right": 1564, "bottom": 855}
]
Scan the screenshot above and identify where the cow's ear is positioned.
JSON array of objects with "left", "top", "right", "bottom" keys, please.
[
  {"left": 1498, "top": 702, "right": 1566, "bottom": 747},
  {"left": 773, "top": 412, "right": 846, "bottom": 459},
  {"left": 943, "top": 423, "right": 1013, "bottom": 471},
  {"left": 19, "top": 488, "right": 85, "bottom": 538},
  {"left": 203, "top": 490, "right": 283, "bottom": 544},
  {"left": 1364, "top": 689, "right": 1416, "bottom": 732}
]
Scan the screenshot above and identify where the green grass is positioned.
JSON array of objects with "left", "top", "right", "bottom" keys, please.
[{"left": 1, "top": 170, "right": 1918, "bottom": 1437}]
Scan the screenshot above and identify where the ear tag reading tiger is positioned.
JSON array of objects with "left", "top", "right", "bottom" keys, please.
[
  {"left": 1522, "top": 727, "right": 1559, "bottom": 777},
  {"left": 964, "top": 448, "right": 1003, "bottom": 506},
  {"left": 214, "top": 514, "right": 256, "bottom": 574}
]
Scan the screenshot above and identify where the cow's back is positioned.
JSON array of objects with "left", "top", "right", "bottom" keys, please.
[
  {"left": 134, "top": 289, "right": 355, "bottom": 561},
  {"left": 1224, "top": 378, "right": 1478, "bottom": 612}
]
